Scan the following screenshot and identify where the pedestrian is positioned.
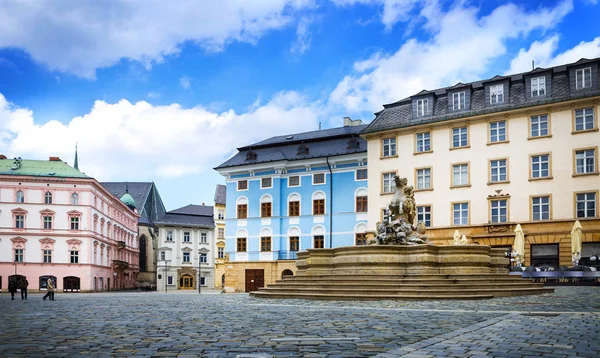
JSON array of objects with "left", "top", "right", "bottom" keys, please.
[
  {"left": 19, "top": 278, "right": 28, "bottom": 300},
  {"left": 8, "top": 279, "right": 17, "bottom": 300},
  {"left": 43, "top": 278, "right": 55, "bottom": 301}
]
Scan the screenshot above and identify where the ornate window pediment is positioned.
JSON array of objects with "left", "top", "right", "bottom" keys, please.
[
  {"left": 158, "top": 246, "right": 173, "bottom": 251},
  {"left": 182, "top": 247, "right": 193, "bottom": 252},
  {"left": 198, "top": 248, "right": 209, "bottom": 254},
  {"left": 39, "top": 238, "right": 55, "bottom": 245},
  {"left": 11, "top": 237, "right": 27, "bottom": 244},
  {"left": 12, "top": 208, "right": 27, "bottom": 215},
  {"left": 67, "top": 210, "right": 82, "bottom": 217},
  {"left": 40, "top": 209, "right": 55, "bottom": 216}
]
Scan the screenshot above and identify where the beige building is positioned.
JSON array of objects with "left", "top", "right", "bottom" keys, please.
[{"left": 362, "top": 57, "right": 600, "bottom": 267}]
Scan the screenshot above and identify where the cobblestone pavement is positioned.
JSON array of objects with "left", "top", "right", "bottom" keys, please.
[{"left": 0, "top": 287, "right": 598, "bottom": 357}]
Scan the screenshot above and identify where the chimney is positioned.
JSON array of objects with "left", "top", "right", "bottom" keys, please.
[
  {"left": 0, "top": 154, "right": 6, "bottom": 159},
  {"left": 49, "top": 156, "right": 61, "bottom": 161},
  {"left": 343, "top": 117, "right": 363, "bottom": 127}
]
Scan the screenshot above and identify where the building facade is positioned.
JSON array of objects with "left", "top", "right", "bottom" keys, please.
[
  {"left": 213, "top": 184, "right": 226, "bottom": 289},
  {"left": 362, "top": 57, "right": 600, "bottom": 267},
  {"left": 215, "top": 118, "right": 369, "bottom": 292},
  {"left": 0, "top": 156, "right": 139, "bottom": 293},
  {"left": 155, "top": 205, "right": 216, "bottom": 291},
  {"left": 101, "top": 182, "right": 166, "bottom": 289}
]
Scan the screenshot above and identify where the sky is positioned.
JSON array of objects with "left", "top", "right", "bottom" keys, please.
[{"left": 1, "top": 0, "right": 600, "bottom": 211}]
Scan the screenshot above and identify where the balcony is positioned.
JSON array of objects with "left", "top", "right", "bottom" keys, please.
[
  {"left": 117, "top": 241, "right": 126, "bottom": 249},
  {"left": 113, "top": 260, "right": 129, "bottom": 269},
  {"left": 278, "top": 251, "right": 298, "bottom": 260}
]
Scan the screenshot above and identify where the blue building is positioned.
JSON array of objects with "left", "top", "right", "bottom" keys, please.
[{"left": 215, "top": 118, "right": 368, "bottom": 291}]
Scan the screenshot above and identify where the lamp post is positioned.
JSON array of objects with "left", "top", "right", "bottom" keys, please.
[
  {"left": 198, "top": 256, "right": 202, "bottom": 295},
  {"left": 164, "top": 261, "right": 168, "bottom": 293},
  {"left": 113, "top": 272, "right": 117, "bottom": 291}
]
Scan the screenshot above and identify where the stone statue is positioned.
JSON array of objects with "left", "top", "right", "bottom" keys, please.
[
  {"left": 452, "top": 230, "right": 461, "bottom": 245},
  {"left": 460, "top": 234, "right": 468, "bottom": 245},
  {"left": 402, "top": 185, "right": 416, "bottom": 226},
  {"left": 388, "top": 176, "right": 407, "bottom": 220}
]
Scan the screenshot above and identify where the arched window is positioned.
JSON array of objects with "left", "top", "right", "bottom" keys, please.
[
  {"left": 235, "top": 229, "right": 248, "bottom": 252},
  {"left": 288, "top": 227, "right": 301, "bottom": 252},
  {"left": 288, "top": 193, "right": 300, "bottom": 217},
  {"left": 44, "top": 191, "right": 53, "bottom": 204},
  {"left": 355, "top": 188, "right": 368, "bottom": 213},
  {"left": 236, "top": 197, "right": 248, "bottom": 219},
  {"left": 260, "top": 195, "right": 272, "bottom": 218},
  {"left": 281, "top": 269, "right": 294, "bottom": 279},
  {"left": 312, "top": 191, "right": 325, "bottom": 215},
  {"left": 16, "top": 190, "right": 24, "bottom": 203},
  {"left": 71, "top": 193, "right": 79, "bottom": 205},
  {"left": 355, "top": 223, "right": 368, "bottom": 246},
  {"left": 260, "top": 227, "right": 272, "bottom": 252},
  {"left": 312, "top": 225, "right": 325, "bottom": 249}
]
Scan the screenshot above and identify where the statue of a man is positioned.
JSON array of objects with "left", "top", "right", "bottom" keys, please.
[{"left": 388, "top": 176, "right": 407, "bottom": 220}]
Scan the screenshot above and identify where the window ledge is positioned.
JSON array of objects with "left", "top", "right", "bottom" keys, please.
[
  {"left": 572, "top": 128, "right": 599, "bottom": 135},
  {"left": 413, "top": 150, "right": 433, "bottom": 156},
  {"left": 487, "top": 140, "right": 510, "bottom": 146},
  {"left": 487, "top": 181, "right": 510, "bottom": 186},
  {"left": 380, "top": 155, "right": 399, "bottom": 160},
  {"left": 572, "top": 172, "right": 600, "bottom": 178},
  {"left": 449, "top": 145, "right": 470, "bottom": 151},
  {"left": 414, "top": 188, "right": 434, "bottom": 192},
  {"left": 450, "top": 184, "right": 472, "bottom": 189},
  {"left": 529, "top": 176, "right": 554, "bottom": 181},
  {"left": 380, "top": 192, "right": 394, "bottom": 196},
  {"left": 528, "top": 134, "right": 553, "bottom": 140}
]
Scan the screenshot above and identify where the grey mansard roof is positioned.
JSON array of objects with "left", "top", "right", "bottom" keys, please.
[
  {"left": 362, "top": 57, "right": 600, "bottom": 135},
  {"left": 154, "top": 204, "right": 215, "bottom": 228},
  {"left": 214, "top": 184, "right": 226, "bottom": 205},
  {"left": 216, "top": 124, "right": 368, "bottom": 169}
]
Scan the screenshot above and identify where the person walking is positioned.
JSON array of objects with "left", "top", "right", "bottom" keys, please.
[
  {"left": 8, "top": 279, "right": 17, "bottom": 300},
  {"left": 19, "top": 278, "right": 28, "bottom": 300},
  {"left": 43, "top": 278, "right": 55, "bottom": 301}
]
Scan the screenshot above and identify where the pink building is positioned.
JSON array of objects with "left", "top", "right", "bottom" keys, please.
[{"left": 0, "top": 155, "right": 140, "bottom": 293}]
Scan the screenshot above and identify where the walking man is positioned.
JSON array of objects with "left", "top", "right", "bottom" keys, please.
[
  {"left": 19, "top": 278, "right": 28, "bottom": 300},
  {"left": 43, "top": 278, "right": 55, "bottom": 301}
]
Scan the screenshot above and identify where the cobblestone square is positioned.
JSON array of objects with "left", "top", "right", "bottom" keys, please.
[{"left": 1, "top": 287, "right": 599, "bottom": 357}]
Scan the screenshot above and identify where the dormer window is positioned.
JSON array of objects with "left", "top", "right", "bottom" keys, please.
[
  {"left": 452, "top": 92, "right": 466, "bottom": 110},
  {"left": 576, "top": 67, "right": 592, "bottom": 89},
  {"left": 416, "top": 98, "right": 428, "bottom": 117},
  {"left": 531, "top": 77, "right": 546, "bottom": 97},
  {"left": 347, "top": 138, "right": 360, "bottom": 150},
  {"left": 297, "top": 144, "right": 309, "bottom": 156},
  {"left": 245, "top": 151, "right": 257, "bottom": 161},
  {"left": 490, "top": 84, "right": 504, "bottom": 104}
]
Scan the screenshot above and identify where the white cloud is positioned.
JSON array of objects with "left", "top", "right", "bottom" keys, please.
[
  {"left": 329, "top": 1, "right": 574, "bottom": 113},
  {"left": 147, "top": 92, "right": 161, "bottom": 99},
  {"left": 0, "top": 91, "right": 321, "bottom": 180},
  {"left": 291, "top": 16, "right": 314, "bottom": 54},
  {"left": 0, "top": 0, "right": 316, "bottom": 78},
  {"left": 179, "top": 76, "right": 191, "bottom": 90},
  {"left": 331, "top": 0, "right": 432, "bottom": 30}
]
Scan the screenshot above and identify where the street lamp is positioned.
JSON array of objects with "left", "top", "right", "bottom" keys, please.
[
  {"left": 198, "top": 255, "right": 202, "bottom": 295},
  {"left": 113, "top": 272, "right": 117, "bottom": 291}
]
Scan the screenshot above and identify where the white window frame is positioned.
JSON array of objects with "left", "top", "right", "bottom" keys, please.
[
  {"left": 576, "top": 149, "right": 596, "bottom": 174},
  {"left": 452, "top": 164, "right": 469, "bottom": 186},
  {"left": 356, "top": 169, "right": 368, "bottom": 181},
  {"left": 576, "top": 192, "right": 596, "bottom": 218},
  {"left": 70, "top": 250, "right": 79, "bottom": 264},
  {"left": 160, "top": 251, "right": 166, "bottom": 261},
  {"left": 452, "top": 127, "right": 468, "bottom": 148},
  {"left": 288, "top": 175, "right": 300, "bottom": 187},
  {"left": 490, "top": 84, "right": 504, "bottom": 104},
  {"left": 489, "top": 121, "right": 506, "bottom": 143},
  {"left": 531, "top": 76, "right": 546, "bottom": 97},
  {"left": 416, "top": 132, "right": 431, "bottom": 153},
  {"left": 490, "top": 199, "right": 508, "bottom": 223},
  {"left": 199, "top": 253, "right": 207, "bottom": 263},
  {"left": 490, "top": 160, "right": 507, "bottom": 182},
  {"left": 71, "top": 193, "right": 79, "bottom": 205},
  {"left": 416, "top": 98, "right": 428, "bottom": 117},
  {"left": 313, "top": 173, "right": 326, "bottom": 185},
  {"left": 574, "top": 108, "right": 595, "bottom": 131},
  {"left": 260, "top": 177, "right": 272, "bottom": 189},
  {"left": 532, "top": 196, "right": 550, "bottom": 221},
  {"left": 382, "top": 172, "right": 396, "bottom": 194},
  {"left": 166, "top": 230, "right": 173, "bottom": 242},
  {"left": 218, "top": 210, "right": 225, "bottom": 220},
  {"left": 15, "top": 249, "right": 24, "bottom": 262},
  {"left": 183, "top": 252, "right": 190, "bottom": 263},
  {"left": 452, "top": 91, "right": 466, "bottom": 110},
  {"left": 530, "top": 115, "right": 549, "bottom": 137},
  {"left": 417, "top": 206, "right": 431, "bottom": 227},
  {"left": 382, "top": 137, "right": 397, "bottom": 157},
  {"left": 531, "top": 154, "right": 550, "bottom": 178},
  {"left": 576, "top": 67, "right": 592, "bottom": 89},
  {"left": 45, "top": 191, "right": 52, "bottom": 204},
  {"left": 183, "top": 232, "right": 191, "bottom": 243},
  {"left": 237, "top": 180, "right": 248, "bottom": 191},
  {"left": 453, "top": 203, "right": 469, "bottom": 226},
  {"left": 218, "top": 247, "right": 224, "bottom": 259},
  {"left": 416, "top": 168, "right": 431, "bottom": 190},
  {"left": 200, "top": 233, "right": 207, "bottom": 243},
  {"left": 43, "top": 249, "right": 52, "bottom": 263}
]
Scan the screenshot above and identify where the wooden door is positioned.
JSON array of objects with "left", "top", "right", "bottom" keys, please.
[{"left": 245, "top": 269, "right": 264, "bottom": 292}]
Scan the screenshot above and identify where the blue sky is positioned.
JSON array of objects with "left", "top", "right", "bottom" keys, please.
[{"left": 1, "top": 0, "right": 599, "bottom": 210}]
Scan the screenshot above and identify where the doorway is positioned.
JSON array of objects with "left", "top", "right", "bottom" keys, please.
[
  {"left": 245, "top": 269, "right": 264, "bottom": 292},
  {"left": 179, "top": 274, "right": 194, "bottom": 289}
]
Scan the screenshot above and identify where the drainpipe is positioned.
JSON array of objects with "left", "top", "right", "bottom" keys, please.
[{"left": 326, "top": 157, "right": 333, "bottom": 248}]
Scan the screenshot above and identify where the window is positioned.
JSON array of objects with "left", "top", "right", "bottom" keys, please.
[
  {"left": 167, "top": 276, "right": 173, "bottom": 285},
  {"left": 290, "top": 236, "right": 299, "bottom": 251},
  {"left": 355, "top": 195, "right": 368, "bottom": 212},
  {"left": 200, "top": 233, "right": 207, "bottom": 243},
  {"left": 452, "top": 164, "right": 469, "bottom": 187},
  {"left": 43, "top": 250, "right": 52, "bottom": 263},
  {"left": 71, "top": 193, "right": 79, "bottom": 205},
  {"left": 70, "top": 217, "right": 79, "bottom": 230},
  {"left": 382, "top": 172, "right": 396, "bottom": 194},
  {"left": 313, "top": 235, "right": 324, "bottom": 249},
  {"left": 530, "top": 115, "right": 549, "bottom": 137},
  {"left": 261, "top": 237, "right": 272, "bottom": 252},
  {"left": 237, "top": 204, "right": 248, "bottom": 219},
  {"left": 489, "top": 121, "right": 506, "bottom": 143},
  {"left": 490, "top": 84, "right": 504, "bottom": 104},
  {"left": 43, "top": 216, "right": 53, "bottom": 229},
  {"left": 16, "top": 190, "right": 24, "bottom": 203},
  {"left": 236, "top": 238, "right": 247, "bottom": 252},
  {"left": 490, "top": 199, "right": 508, "bottom": 223},
  {"left": 289, "top": 200, "right": 300, "bottom": 217},
  {"left": 261, "top": 177, "right": 272, "bottom": 188},
  {"left": 44, "top": 191, "right": 52, "bottom": 204},
  {"left": 313, "top": 199, "right": 325, "bottom": 215},
  {"left": 183, "top": 232, "right": 190, "bottom": 243},
  {"left": 355, "top": 233, "right": 367, "bottom": 246},
  {"left": 160, "top": 251, "right": 166, "bottom": 261},
  {"left": 416, "top": 168, "right": 431, "bottom": 190},
  {"left": 200, "top": 253, "right": 207, "bottom": 263},
  {"left": 532, "top": 196, "right": 551, "bottom": 221},
  {"left": 356, "top": 169, "right": 368, "bottom": 180},
  {"left": 416, "top": 98, "right": 428, "bottom": 117},
  {"left": 415, "top": 132, "right": 431, "bottom": 153},
  {"left": 531, "top": 154, "right": 550, "bottom": 179},
  {"left": 575, "top": 67, "right": 592, "bottom": 89},
  {"left": 575, "top": 149, "right": 596, "bottom": 174},
  {"left": 237, "top": 180, "right": 248, "bottom": 190},
  {"left": 531, "top": 76, "right": 546, "bottom": 97},
  {"left": 217, "top": 228, "right": 224, "bottom": 239},
  {"left": 382, "top": 137, "right": 397, "bottom": 157},
  {"left": 218, "top": 247, "right": 224, "bottom": 259},
  {"left": 313, "top": 173, "right": 325, "bottom": 184},
  {"left": 261, "top": 202, "right": 272, "bottom": 217},
  {"left": 452, "top": 127, "right": 468, "bottom": 148},
  {"left": 166, "top": 231, "right": 173, "bottom": 242},
  {"left": 453, "top": 203, "right": 469, "bottom": 226},
  {"left": 452, "top": 91, "right": 466, "bottom": 110},
  {"left": 417, "top": 206, "right": 431, "bottom": 227},
  {"left": 15, "top": 215, "right": 24, "bottom": 229},
  {"left": 576, "top": 192, "right": 596, "bottom": 218},
  {"left": 574, "top": 108, "right": 595, "bottom": 131},
  {"left": 218, "top": 210, "right": 225, "bottom": 220},
  {"left": 183, "top": 252, "right": 190, "bottom": 263},
  {"left": 490, "top": 159, "right": 508, "bottom": 183},
  {"left": 381, "top": 208, "right": 391, "bottom": 223},
  {"left": 289, "top": 176, "right": 300, "bottom": 186},
  {"left": 15, "top": 249, "right": 23, "bottom": 262},
  {"left": 70, "top": 250, "right": 79, "bottom": 264}
]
